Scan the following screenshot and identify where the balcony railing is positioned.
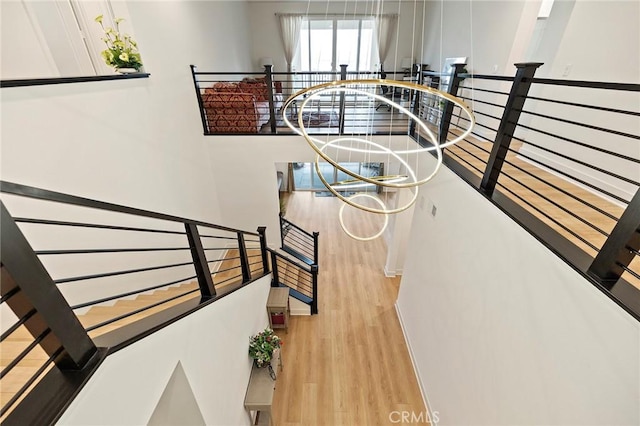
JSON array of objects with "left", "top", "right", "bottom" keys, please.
[
  {"left": 190, "top": 64, "right": 419, "bottom": 136},
  {"left": 420, "top": 62, "right": 639, "bottom": 320}
]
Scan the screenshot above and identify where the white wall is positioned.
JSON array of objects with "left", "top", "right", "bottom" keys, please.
[
  {"left": 205, "top": 134, "right": 426, "bottom": 248},
  {"left": 396, "top": 155, "right": 640, "bottom": 425},
  {"left": 247, "top": 0, "right": 425, "bottom": 73},
  {"left": 58, "top": 276, "right": 272, "bottom": 425},
  {"left": 0, "top": 0, "right": 257, "bottom": 313},
  {"left": 420, "top": 0, "right": 527, "bottom": 75}
]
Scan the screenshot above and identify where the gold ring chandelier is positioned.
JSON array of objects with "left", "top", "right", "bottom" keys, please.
[{"left": 283, "top": 79, "right": 475, "bottom": 240}]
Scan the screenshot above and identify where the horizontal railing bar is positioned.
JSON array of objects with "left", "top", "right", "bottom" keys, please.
[
  {"left": 446, "top": 140, "right": 490, "bottom": 166},
  {"left": 198, "top": 235, "right": 237, "bottom": 240},
  {"left": 246, "top": 253, "right": 262, "bottom": 259},
  {"left": 496, "top": 179, "right": 600, "bottom": 252},
  {"left": 455, "top": 73, "right": 516, "bottom": 82},
  {"left": 504, "top": 147, "right": 620, "bottom": 221},
  {"left": 85, "top": 288, "right": 200, "bottom": 332},
  {"left": 281, "top": 217, "right": 315, "bottom": 238},
  {"left": 207, "top": 255, "right": 241, "bottom": 264},
  {"left": 447, "top": 132, "right": 492, "bottom": 155},
  {"left": 514, "top": 123, "right": 640, "bottom": 168},
  {"left": 284, "top": 232, "right": 315, "bottom": 247},
  {"left": 457, "top": 96, "right": 506, "bottom": 110},
  {"left": 0, "top": 309, "right": 36, "bottom": 342},
  {"left": 626, "top": 246, "right": 640, "bottom": 257},
  {"left": 0, "top": 286, "right": 20, "bottom": 304},
  {"left": 1, "top": 181, "right": 258, "bottom": 236},
  {"left": 283, "top": 244, "right": 314, "bottom": 258},
  {"left": 280, "top": 281, "right": 313, "bottom": 295},
  {"left": 531, "top": 78, "right": 640, "bottom": 91},
  {"left": 54, "top": 261, "right": 194, "bottom": 284},
  {"left": 248, "top": 260, "right": 262, "bottom": 267},
  {"left": 210, "top": 264, "right": 242, "bottom": 275},
  {"left": 458, "top": 85, "right": 510, "bottom": 96},
  {"left": 0, "top": 328, "right": 51, "bottom": 379},
  {"left": 202, "top": 247, "right": 230, "bottom": 252},
  {"left": 451, "top": 116, "right": 499, "bottom": 135},
  {"left": 508, "top": 130, "right": 640, "bottom": 185},
  {"left": 0, "top": 346, "right": 63, "bottom": 417},
  {"left": 244, "top": 239, "right": 261, "bottom": 244},
  {"left": 213, "top": 273, "right": 244, "bottom": 287},
  {"left": 500, "top": 159, "right": 611, "bottom": 237},
  {"left": 523, "top": 95, "right": 640, "bottom": 116},
  {"left": 69, "top": 275, "right": 197, "bottom": 310},
  {"left": 509, "top": 138, "right": 631, "bottom": 205},
  {"left": 35, "top": 247, "right": 191, "bottom": 255},
  {"left": 269, "top": 249, "right": 313, "bottom": 272},
  {"left": 617, "top": 262, "right": 640, "bottom": 280},
  {"left": 276, "top": 264, "right": 313, "bottom": 282},
  {"left": 446, "top": 149, "right": 486, "bottom": 175},
  {"left": 12, "top": 218, "right": 187, "bottom": 236},
  {"left": 517, "top": 108, "right": 640, "bottom": 140},
  {"left": 453, "top": 108, "right": 502, "bottom": 125},
  {"left": 283, "top": 236, "right": 314, "bottom": 251}
]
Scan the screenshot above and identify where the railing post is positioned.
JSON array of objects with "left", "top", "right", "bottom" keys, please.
[
  {"left": 270, "top": 250, "right": 280, "bottom": 288},
  {"left": 588, "top": 188, "right": 640, "bottom": 287},
  {"left": 237, "top": 232, "right": 252, "bottom": 282},
  {"left": 190, "top": 65, "right": 209, "bottom": 135},
  {"left": 438, "top": 63, "right": 466, "bottom": 146},
  {"left": 410, "top": 64, "right": 427, "bottom": 136},
  {"left": 311, "top": 264, "right": 319, "bottom": 314},
  {"left": 185, "top": 223, "right": 216, "bottom": 298},
  {"left": 0, "top": 202, "right": 97, "bottom": 370},
  {"left": 313, "top": 231, "right": 319, "bottom": 268},
  {"left": 339, "top": 64, "right": 348, "bottom": 134},
  {"left": 264, "top": 65, "right": 277, "bottom": 134},
  {"left": 480, "top": 62, "right": 544, "bottom": 196},
  {"left": 279, "top": 212, "right": 286, "bottom": 250},
  {"left": 257, "top": 226, "right": 270, "bottom": 274}
]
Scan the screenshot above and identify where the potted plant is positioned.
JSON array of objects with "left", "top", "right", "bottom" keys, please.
[
  {"left": 94, "top": 15, "right": 143, "bottom": 73},
  {"left": 248, "top": 328, "right": 282, "bottom": 368}
]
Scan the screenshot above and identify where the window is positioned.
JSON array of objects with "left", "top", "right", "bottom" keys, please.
[{"left": 297, "top": 17, "right": 378, "bottom": 73}]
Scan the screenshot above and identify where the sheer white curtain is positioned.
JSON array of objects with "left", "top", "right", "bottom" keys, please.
[
  {"left": 278, "top": 14, "right": 303, "bottom": 74},
  {"left": 375, "top": 14, "right": 398, "bottom": 71}
]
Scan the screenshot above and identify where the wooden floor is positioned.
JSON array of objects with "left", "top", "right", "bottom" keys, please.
[{"left": 272, "top": 192, "right": 427, "bottom": 426}]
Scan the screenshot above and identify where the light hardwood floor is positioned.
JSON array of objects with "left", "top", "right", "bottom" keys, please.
[{"left": 272, "top": 192, "right": 427, "bottom": 426}]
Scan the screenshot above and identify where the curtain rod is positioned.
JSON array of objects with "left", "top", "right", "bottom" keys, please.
[{"left": 275, "top": 13, "right": 398, "bottom": 17}]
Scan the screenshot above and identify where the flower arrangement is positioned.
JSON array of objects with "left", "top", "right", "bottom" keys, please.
[
  {"left": 248, "top": 328, "right": 282, "bottom": 367},
  {"left": 94, "top": 15, "right": 143, "bottom": 71}
]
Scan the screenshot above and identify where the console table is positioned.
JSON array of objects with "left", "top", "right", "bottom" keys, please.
[
  {"left": 244, "top": 349, "right": 283, "bottom": 425},
  {"left": 266, "top": 287, "right": 290, "bottom": 332}
]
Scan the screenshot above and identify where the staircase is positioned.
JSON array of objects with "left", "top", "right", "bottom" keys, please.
[{"left": 0, "top": 181, "right": 270, "bottom": 424}]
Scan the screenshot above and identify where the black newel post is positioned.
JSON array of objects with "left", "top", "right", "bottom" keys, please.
[
  {"left": 190, "top": 65, "right": 209, "bottom": 135},
  {"left": 438, "top": 63, "right": 467, "bottom": 147},
  {"left": 313, "top": 231, "right": 319, "bottom": 268},
  {"left": 311, "top": 264, "right": 319, "bottom": 314},
  {"left": 185, "top": 223, "right": 216, "bottom": 298},
  {"left": 257, "top": 226, "right": 270, "bottom": 275},
  {"left": 237, "top": 232, "right": 252, "bottom": 282},
  {"left": 480, "top": 62, "right": 544, "bottom": 196},
  {"left": 339, "top": 64, "right": 348, "bottom": 134},
  {"left": 270, "top": 250, "right": 280, "bottom": 288},
  {"left": 264, "top": 65, "right": 277, "bottom": 134},
  {"left": 1, "top": 202, "right": 97, "bottom": 370}
]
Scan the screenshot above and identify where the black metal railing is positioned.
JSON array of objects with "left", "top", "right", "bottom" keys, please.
[
  {"left": 190, "top": 64, "right": 421, "bottom": 136},
  {"left": 279, "top": 212, "right": 319, "bottom": 267},
  {"left": 415, "top": 63, "right": 640, "bottom": 320},
  {"left": 268, "top": 249, "right": 318, "bottom": 315},
  {"left": 0, "top": 181, "right": 270, "bottom": 421}
]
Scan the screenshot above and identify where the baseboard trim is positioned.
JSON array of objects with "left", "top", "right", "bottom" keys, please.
[
  {"left": 384, "top": 267, "right": 403, "bottom": 278},
  {"left": 395, "top": 302, "right": 437, "bottom": 425}
]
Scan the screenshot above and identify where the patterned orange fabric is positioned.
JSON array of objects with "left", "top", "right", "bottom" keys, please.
[
  {"left": 239, "top": 79, "right": 268, "bottom": 102},
  {"left": 202, "top": 92, "right": 258, "bottom": 133}
]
